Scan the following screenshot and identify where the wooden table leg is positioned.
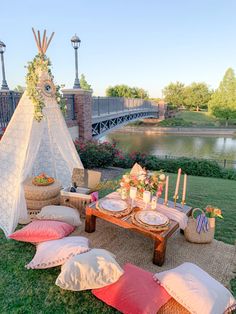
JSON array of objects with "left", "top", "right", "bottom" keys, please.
[
  {"left": 153, "top": 238, "right": 167, "bottom": 266},
  {"left": 85, "top": 214, "right": 96, "bottom": 233}
]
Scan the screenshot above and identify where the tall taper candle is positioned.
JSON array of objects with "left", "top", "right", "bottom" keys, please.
[
  {"left": 164, "top": 176, "right": 169, "bottom": 205},
  {"left": 174, "top": 168, "right": 182, "bottom": 197},
  {"left": 182, "top": 174, "right": 187, "bottom": 204}
]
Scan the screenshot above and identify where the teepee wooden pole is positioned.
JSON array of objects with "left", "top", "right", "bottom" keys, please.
[
  {"left": 32, "top": 28, "right": 40, "bottom": 52},
  {"left": 37, "top": 30, "right": 42, "bottom": 53},
  {"left": 42, "top": 30, "right": 47, "bottom": 53},
  {"left": 45, "top": 32, "right": 55, "bottom": 51}
]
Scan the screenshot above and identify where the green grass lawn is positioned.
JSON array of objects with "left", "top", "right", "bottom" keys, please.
[
  {"left": 175, "top": 111, "right": 218, "bottom": 126},
  {"left": 0, "top": 173, "right": 235, "bottom": 313}
]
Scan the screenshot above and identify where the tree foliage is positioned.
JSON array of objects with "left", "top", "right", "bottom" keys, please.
[
  {"left": 208, "top": 68, "right": 236, "bottom": 125},
  {"left": 14, "top": 85, "right": 25, "bottom": 93},
  {"left": 80, "top": 74, "right": 93, "bottom": 91},
  {"left": 184, "top": 82, "right": 212, "bottom": 111},
  {"left": 162, "top": 82, "right": 185, "bottom": 108},
  {"left": 106, "top": 84, "right": 149, "bottom": 99}
]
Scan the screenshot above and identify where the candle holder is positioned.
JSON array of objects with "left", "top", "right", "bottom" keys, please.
[
  {"left": 181, "top": 199, "right": 186, "bottom": 207},
  {"left": 173, "top": 195, "right": 178, "bottom": 208},
  {"left": 163, "top": 199, "right": 169, "bottom": 206}
]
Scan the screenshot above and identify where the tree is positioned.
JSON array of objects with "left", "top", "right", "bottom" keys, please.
[
  {"left": 106, "top": 84, "right": 149, "bottom": 99},
  {"left": 162, "top": 82, "right": 185, "bottom": 108},
  {"left": 14, "top": 85, "right": 25, "bottom": 93},
  {"left": 80, "top": 74, "right": 93, "bottom": 91},
  {"left": 184, "top": 82, "right": 212, "bottom": 111},
  {"left": 208, "top": 68, "right": 236, "bottom": 126}
]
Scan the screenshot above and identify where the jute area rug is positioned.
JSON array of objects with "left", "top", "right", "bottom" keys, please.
[{"left": 73, "top": 219, "right": 235, "bottom": 288}]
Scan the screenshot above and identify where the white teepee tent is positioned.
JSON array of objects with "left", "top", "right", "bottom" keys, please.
[{"left": 0, "top": 29, "right": 83, "bottom": 236}]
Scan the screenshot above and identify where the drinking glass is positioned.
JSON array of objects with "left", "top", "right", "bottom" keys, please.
[
  {"left": 143, "top": 191, "right": 151, "bottom": 210},
  {"left": 151, "top": 196, "right": 158, "bottom": 210},
  {"left": 129, "top": 187, "right": 137, "bottom": 209}
]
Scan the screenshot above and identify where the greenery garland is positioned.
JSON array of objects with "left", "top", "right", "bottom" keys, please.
[{"left": 26, "top": 54, "right": 67, "bottom": 122}]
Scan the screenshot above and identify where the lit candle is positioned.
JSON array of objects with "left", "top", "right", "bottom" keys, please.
[
  {"left": 151, "top": 196, "right": 158, "bottom": 210},
  {"left": 130, "top": 187, "right": 137, "bottom": 208},
  {"left": 174, "top": 168, "right": 182, "bottom": 197},
  {"left": 182, "top": 174, "right": 187, "bottom": 204},
  {"left": 164, "top": 176, "right": 169, "bottom": 205},
  {"left": 143, "top": 191, "right": 151, "bottom": 210}
]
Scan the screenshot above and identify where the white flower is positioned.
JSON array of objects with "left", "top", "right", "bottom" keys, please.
[
  {"left": 159, "top": 174, "right": 166, "bottom": 181},
  {"left": 125, "top": 178, "right": 130, "bottom": 183},
  {"left": 120, "top": 182, "right": 124, "bottom": 187},
  {"left": 138, "top": 174, "right": 146, "bottom": 181}
]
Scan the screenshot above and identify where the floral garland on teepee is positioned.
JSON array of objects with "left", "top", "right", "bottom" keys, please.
[{"left": 26, "top": 54, "right": 66, "bottom": 122}]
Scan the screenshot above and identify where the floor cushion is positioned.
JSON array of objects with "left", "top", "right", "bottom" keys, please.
[
  {"left": 36, "top": 205, "right": 81, "bottom": 226},
  {"left": 55, "top": 248, "right": 123, "bottom": 291},
  {"left": 25, "top": 236, "right": 89, "bottom": 269},
  {"left": 153, "top": 262, "right": 236, "bottom": 314},
  {"left": 9, "top": 220, "right": 75, "bottom": 243},
  {"left": 92, "top": 263, "right": 171, "bottom": 314}
]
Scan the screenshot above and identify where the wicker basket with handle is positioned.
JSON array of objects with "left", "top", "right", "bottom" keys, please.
[{"left": 184, "top": 208, "right": 215, "bottom": 244}]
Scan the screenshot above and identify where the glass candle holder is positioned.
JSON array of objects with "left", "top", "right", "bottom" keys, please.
[
  {"left": 143, "top": 191, "right": 151, "bottom": 210},
  {"left": 130, "top": 187, "right": 137, "bottom": 208}
]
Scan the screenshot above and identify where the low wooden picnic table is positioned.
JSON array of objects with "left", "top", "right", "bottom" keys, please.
[{"left": 85, "top": 193, "right": 192, "bottom": 266}]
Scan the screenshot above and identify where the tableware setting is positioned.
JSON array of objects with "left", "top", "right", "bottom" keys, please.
[
  {"left": 96, "top": 198, "right": 133, "bottom": 218},
  {"left": 131, "top": 210, "right": 170, "bottom": 232}
]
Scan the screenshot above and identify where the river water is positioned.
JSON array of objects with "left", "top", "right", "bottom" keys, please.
[{"left": 101, "top": 130, "right": 236, "bottom": 164}]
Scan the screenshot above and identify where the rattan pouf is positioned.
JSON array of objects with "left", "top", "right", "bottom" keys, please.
[{"left": 23, "top": 177, "right": 62, "bottom": 218}]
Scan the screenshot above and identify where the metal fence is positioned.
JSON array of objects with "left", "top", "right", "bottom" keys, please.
[
  {"left": 92, "top": 97, "right": 158, "bottom": 117},
  {"left": 155, "top": 154, "right": 236, "bottom": 169},
  {"left": 0, "top": 92, "right": 21, "bottom": 130}
]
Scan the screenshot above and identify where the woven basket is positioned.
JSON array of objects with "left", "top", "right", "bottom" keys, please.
[
  {"left": 26, "top": 195, "right": 60, "bottom": 211},
  {"left": 184, "top": 208, "right": 215, "bottom": 244},
  {"left": 24, "top": 177, "right": 61, "bottom": 200},
  {"left": 60, "top": 192, "right": 91, "bottom": 218}
]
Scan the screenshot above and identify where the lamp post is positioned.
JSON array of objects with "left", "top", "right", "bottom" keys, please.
[
  {"left": 0, "top": 41, "right": 9, "bottom": 90},
  {"left": 71, "top": 34, "right": 81, "bottom": 89}
]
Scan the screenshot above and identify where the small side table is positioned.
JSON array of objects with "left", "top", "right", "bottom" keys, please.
[{"left": 23, "top": 177, "right": 61, "bottom": 218}]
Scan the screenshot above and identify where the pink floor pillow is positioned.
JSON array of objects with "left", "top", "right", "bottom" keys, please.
[
  {"left": 92, "top": 263, "right": 171, "bottom": 314},
  {"left": 9, "top": 220, "right": 75, "bottom": 243}
]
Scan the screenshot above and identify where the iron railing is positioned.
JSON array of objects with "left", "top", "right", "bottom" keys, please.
[
  {"left": 92, "top": 97, "right": 158, "bottom": 117},
  {"left": 0, "top": 92, "right": 21, "bottom": 130}
]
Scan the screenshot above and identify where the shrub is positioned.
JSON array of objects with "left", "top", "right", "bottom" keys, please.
[
  {"left": 221, "top": 168, "right": 236, "bottom": 180},
  {"left": 75, "top": 139, "right": 118, "bottom": 169}
]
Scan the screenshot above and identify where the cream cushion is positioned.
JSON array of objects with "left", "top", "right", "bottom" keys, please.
[
  {"left": 36, "top": 205, "right": 81, "bottom": 226},
  {"left": 25, "top": 236, "right": 89, "bottom": 269},
  {"left": 153, "top": 262, "right": 235, "bottom": 314},
  {"left": 55, "top": 248, "right": 124, "bottom": 291}
]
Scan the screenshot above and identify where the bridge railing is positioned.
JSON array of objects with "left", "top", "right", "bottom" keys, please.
[
  {"left": 0, "top": 92, "right": 21, "bottom": 130},
  {"left": 92, "top": 97, "right": 158, "bottom": 117}
]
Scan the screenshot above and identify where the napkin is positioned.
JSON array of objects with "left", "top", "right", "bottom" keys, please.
[{"left": 155, "top": 203, "right": 188, "bottom": 230}]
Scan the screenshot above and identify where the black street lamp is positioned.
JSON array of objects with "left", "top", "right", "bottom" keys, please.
[
  {"left": 0, "top": 41, "right": 9, "bottom": 90},
  {"left": 71, "top": 34, "right": 81, "bottom": 89}
]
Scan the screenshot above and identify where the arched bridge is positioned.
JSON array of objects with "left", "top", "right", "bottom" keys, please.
[{"left": 91, "top": 97, "right": 159, "bottom": 138}]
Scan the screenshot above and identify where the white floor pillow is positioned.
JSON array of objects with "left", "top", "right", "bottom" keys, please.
[
  {"left": 55, "top": 248, "right": 124, "bottom": 291},
  {"left": 36, "top": 205, "right": 82, "bottom": 226},
  {"left": 25, "top": 236, "right": 89, "bottom": 269},
  {"left": 153, "top": 262, "right": 235, "bottom": 314}
]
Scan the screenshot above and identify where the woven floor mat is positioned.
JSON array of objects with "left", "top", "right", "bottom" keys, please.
[{"left": 72, "top": 219, "right": 236, "bottom": 289}]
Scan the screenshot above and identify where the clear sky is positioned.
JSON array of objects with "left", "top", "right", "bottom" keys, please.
[{"left": 0, "top": 0, "right": 236, "bottom": 97}]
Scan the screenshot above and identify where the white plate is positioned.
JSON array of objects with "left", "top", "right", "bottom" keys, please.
[
  {"left": 136, "top": 211, "right": 169, "bottom": 226},
  {"left": 99, "top": 199, "right": 127, "bottom": 212}
]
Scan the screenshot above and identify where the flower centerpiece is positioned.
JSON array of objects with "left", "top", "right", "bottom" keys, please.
[
  {"left": 118, "top": 166, "right": 166, "bottom": 198},
  {"left": 205, "top": 205, "right": 223, "bottom": 218}
]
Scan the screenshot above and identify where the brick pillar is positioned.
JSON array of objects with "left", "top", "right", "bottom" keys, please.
[{"left": 63, "top": 89, "right": 93, "bottom": 141}]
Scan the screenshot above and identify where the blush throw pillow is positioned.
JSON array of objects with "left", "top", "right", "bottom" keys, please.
[
  {"left": 55, "top": 248, "right": 124, "bottom": 291},
  {"left": 153, "top": 262, "right": 236, "bottom": 314},
  {"left": 25, "top": 236, "right": 90, "bottom": 269},
  {"left": 9, "top": 220, "right": 75, "bottom": 243},
  {"left": 92, "top": 263, "right": 171, "bottom": 314},
  {"left": 36, "top": 205, "right": 81, "bottom": 226}
]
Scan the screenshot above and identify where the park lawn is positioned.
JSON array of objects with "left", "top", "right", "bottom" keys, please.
[
  {"left": 175, "top": 111, "right": 218, "bottom": 126},
  {"left": 0, "top": 173, "right": 235, "bottom": 313}
]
